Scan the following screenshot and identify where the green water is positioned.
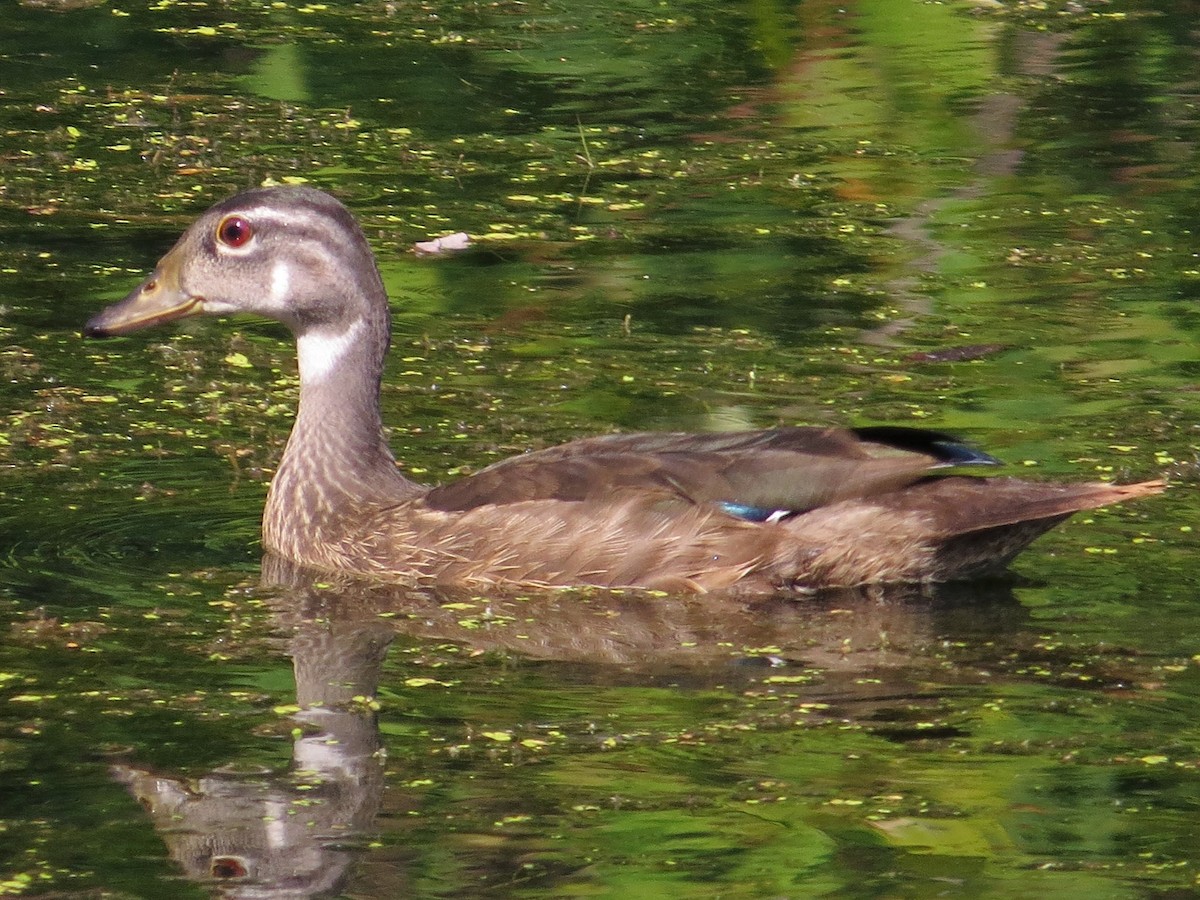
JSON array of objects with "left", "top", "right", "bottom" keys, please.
[{"left": 1, "top": 0, "right": 1199, "bottom": 896}]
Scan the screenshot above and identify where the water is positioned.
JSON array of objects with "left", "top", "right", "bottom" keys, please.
[{"left": 1, "top": 0, "right": 1199, "bottom": 896}]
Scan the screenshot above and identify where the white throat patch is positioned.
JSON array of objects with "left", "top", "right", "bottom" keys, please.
[{"left": 297, "top": 320, "right": 364, "bottom": 384}]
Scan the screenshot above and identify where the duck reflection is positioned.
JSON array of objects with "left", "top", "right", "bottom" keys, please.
[
  {"left": 112, "top": 591, "right": 393, "bottom": 898},
  {"left": 112, "top": 557, "right": 1026, "bottom": 898}
]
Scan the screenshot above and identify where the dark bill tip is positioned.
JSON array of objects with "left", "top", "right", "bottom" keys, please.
[{"left": 83, "top": 319, "right": 113, "bottom": 339}]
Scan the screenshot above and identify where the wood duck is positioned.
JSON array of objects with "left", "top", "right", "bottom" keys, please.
[{"left": 85, "top": 186, "right": 1164, "bottom": 594}]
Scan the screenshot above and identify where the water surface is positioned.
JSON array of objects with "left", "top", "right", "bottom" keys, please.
[{"left": 1, "top": 0, "right": 1198, "bottom": 896}]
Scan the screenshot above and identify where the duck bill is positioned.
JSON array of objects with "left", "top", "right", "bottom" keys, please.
[{"left": 84, "top": 254, "right": 203, "bottom": 338}]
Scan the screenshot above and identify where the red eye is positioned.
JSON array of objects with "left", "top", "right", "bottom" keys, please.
[{"left": 216, "top": 215, "right": 253, "bottom": 248}]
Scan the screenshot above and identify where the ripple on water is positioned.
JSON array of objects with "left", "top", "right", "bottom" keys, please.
[{"left": 0, "top": 456, "right": 263, "bottom": 584}]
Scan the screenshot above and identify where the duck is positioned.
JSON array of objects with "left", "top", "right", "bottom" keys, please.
[{"left": 84, "top": 186, "right": 1164, "bottom": 594}]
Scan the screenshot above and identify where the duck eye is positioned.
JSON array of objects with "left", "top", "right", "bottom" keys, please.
[{"left": 216, "top": 215, "right": 253, "bottom": 248}]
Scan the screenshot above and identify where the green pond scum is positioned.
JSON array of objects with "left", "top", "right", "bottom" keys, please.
[{"left": 1, "top": 0, "right": 1199, "bottom": 896}]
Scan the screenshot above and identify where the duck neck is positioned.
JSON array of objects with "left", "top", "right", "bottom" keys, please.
[{"left": 264, "top": 312, "right": 420, "bottom": 555}]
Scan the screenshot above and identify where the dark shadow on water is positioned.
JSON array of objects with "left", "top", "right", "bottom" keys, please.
[{"left": 111, "top": 557, "right": 1028, "bottom": 898}]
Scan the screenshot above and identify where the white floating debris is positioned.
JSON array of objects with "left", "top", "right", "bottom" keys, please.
[{"left": 414, "top": 232, "right": 472, "bottom": 256}]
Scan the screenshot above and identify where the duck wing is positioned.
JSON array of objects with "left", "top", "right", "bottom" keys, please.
[{"left": 423, "top": 426, "right": 999, "bottom": 517}]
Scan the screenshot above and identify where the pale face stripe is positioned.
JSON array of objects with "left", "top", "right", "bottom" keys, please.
[{"left": 269, "top": 259, "right": 292, "bottom": 307}]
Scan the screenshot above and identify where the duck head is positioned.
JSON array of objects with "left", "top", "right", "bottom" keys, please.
[{"left": 84, "top": 186, "right": 387, "bottom": 339}]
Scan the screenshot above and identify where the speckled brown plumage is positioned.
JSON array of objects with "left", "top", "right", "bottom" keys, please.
[{"left": 85, "top": 186, "right": 1165, "bottom": 594}]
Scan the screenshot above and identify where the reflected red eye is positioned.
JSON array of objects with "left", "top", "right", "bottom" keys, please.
[{"left": 216, "top": 215, "right": 253, "bottom": 248}]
